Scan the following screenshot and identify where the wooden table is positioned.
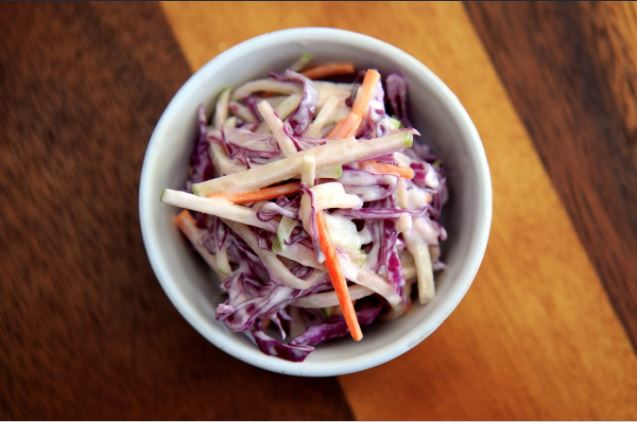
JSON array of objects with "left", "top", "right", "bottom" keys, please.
[{"left": 1, "top": 2, "right": 635, "bottom": 419}]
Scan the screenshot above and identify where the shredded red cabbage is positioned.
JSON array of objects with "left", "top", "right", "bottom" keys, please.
[
  {"left": 385, "top": 73, "right": 412, "bottom": 127},
  {"left": 290, "top": 301, "right": 384, "bottom": 347},
  {"left": 189, "top": 105, "right": 216, "bottom": 185},
  {"left": 241, "top": 95, "right": 262, "bottom": 122},
  {"left": 380, "top": 220, "right": 405, "bottom": 296},
  {"left": 252, "top": 329, "right": 314, "bottom": 362},
  {"left": 271, "top": 70, "right": 318, "bottom": 136},
  {"left": 335, "top": 207, "right": 429, "bottom": 220}
]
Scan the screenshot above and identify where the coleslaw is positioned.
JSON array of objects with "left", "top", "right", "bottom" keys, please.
[{"left": 161, "top": 57, "right": 448, "bottom": 361}]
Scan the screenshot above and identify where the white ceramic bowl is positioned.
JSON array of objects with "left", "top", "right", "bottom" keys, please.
[{"left": 139, "top": 27, "right": 491, "bottom": 376}]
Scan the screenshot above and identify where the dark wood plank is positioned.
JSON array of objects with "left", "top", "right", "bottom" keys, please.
[
  {"left": 466, "top": 1, "right": 637, "bottom": 349},
  {"left": 0, "top": 3, "right": 353, "bottom": 419}
]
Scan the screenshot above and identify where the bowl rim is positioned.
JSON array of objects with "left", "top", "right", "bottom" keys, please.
[{"left": 139, "top": 27, "right": 492, "bottom": 377}]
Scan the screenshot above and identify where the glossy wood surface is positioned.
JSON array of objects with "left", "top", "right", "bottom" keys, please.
[{"left": 1, "top": 2, "right": 635, "bottom": 419}]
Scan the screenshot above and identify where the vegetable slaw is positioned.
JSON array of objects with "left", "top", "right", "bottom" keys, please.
[{"left": 162, "top": 57, "right": 448, "bottom": 361}]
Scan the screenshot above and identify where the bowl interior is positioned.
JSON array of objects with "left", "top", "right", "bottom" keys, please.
[{"left": 140, "top": 28, "right": 491, "bottom": 376}]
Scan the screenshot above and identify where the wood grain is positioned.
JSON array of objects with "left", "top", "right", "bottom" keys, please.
[
  {"left": 159, "top": 2, "right": 637, "bottom": 420},
  {"left": 466, "top": 0, "right": 637, "bottom": 351},
  {"left": 0, "top": 3, "right": 352, "bottom": 419}
]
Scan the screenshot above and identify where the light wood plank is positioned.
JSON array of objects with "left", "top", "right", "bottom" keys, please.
[{"left": 162, "top": 2, "right": 637, "bottom": 419}]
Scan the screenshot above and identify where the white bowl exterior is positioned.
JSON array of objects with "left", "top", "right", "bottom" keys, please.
[{"left": 139, "top": 28, "right": 492, "bottom": 376}]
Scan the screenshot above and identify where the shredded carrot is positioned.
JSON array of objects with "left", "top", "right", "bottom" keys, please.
[
  {"left": 351, "top": 69, "right": 381, "bottom": 117},
  {"left": 174, "top": 209, "right": 196, "bottom": 230},
  {"left": 315, "top": 211, "right": 363, "bottom": 341},
  {"left": 326, "top": 118, "right": 346, "bottom": 139},
  {"left": 361, "top": 161, "right": 415, "bottom": 179},
  {"left": 208, "top": 182, "right": 300, "bottom": 204},
  {"left": 326, "top": 69, "right": 381, "bottom": 140},
  {"left": 341, "top": 114, "right": 363, "bottom": 138},
  {"left": 302, "top": 62, "right": 356, "bottom": 80},
  {"left": 327, "top": 113, "right": 362, "bottom": 139}
]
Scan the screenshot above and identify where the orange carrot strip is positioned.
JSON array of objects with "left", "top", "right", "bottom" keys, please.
[
  {"left": 351, "top": 69, "right": 381, "bottom": 116},
  {"left": 316, "top": 211, "right": 363, "bottom": 341},
  {"left": 175, "top": 209, "right": 196, "bottom": 229},
  {"left": 302, "top": 62, "right": 356, "bottom": 80},
  {"left": 361, "top": 161, "right": 415, "bottom": 179},
  {"left": 341, "top": 114, "right": 363, "bottom": 138},
  {"left": 208, "top": 182, "right": 301, "bottom": 204},
  {"left": 326, "top": 69, "right": 381, "bottom": 140},
  {"left": 326, "top": 118, "right": 347, "bottom": 139},
  {"left": 328, "top": 113, "right": 362, "bottom": 139}
]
